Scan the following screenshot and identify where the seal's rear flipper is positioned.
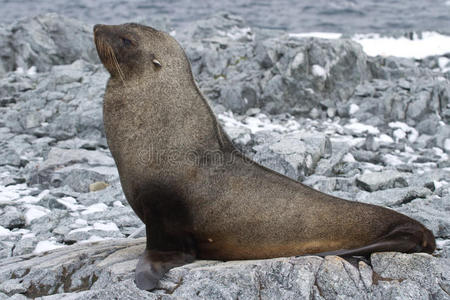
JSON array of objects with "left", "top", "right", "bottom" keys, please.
[
  {"left": 313, "top": 239, "right": 416, "bottom": 257},
  {"left": 135, "top": 249, "right": 195, "bottom": 290},
  {"left": 314, "top": 222, "right": 436, "bottom": 257}
]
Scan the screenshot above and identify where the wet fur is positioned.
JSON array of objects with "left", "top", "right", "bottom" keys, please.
[{"left": 94, "top": 23, "right": 436, "bottom": 291}]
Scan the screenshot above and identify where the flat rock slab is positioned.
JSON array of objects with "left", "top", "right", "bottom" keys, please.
[
  {"left": 356, "top": 170, "right": 409, "bottom": 192},
  {"left": 0, "top": 238, "right": 448, "bottom": 300}
]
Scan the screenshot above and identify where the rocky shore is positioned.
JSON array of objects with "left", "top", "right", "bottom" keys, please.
[{"left": 0, "top": 13, "right": 449, "bottom": 299}]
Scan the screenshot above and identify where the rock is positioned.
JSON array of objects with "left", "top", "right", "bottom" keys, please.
[
  {"left": 0, "top": 148, "right": 21, "bottom": 167},
  {"left": 406, "top": 170, "right": 450, "bottom": 190},
  {"left": 0, "top": 13, "right": 99, "bottom": 74},
  {"left": 0, "top": 238, "right": 448, "bottom": 299},
  {"left": 252, "top": 131, "right": 329, "bottom": 180},
  {"left": 351, "top": 149, "right": 382, "bottom": 164},
  {"left": 363, "top": 135, "right": 380, "bottom": 152},
  {"left": 356, "top": 170, "right": 409, "bottom": 192},
  {"left": 179, "top": 13, "right": 371, "bottom": 115},
  {"left": 60, "top": 169, "right": 110, "bottom": 193},
  {"left": 29, "top": 148, "right": 114, "bottom": 187},
  {"left": 0, "top": 12, "right": 449, "bottom": 299},
  {"left": 89, "top": 182, "right": 109, "bottom": 192},
  {"left": 416, "top": 115, "right": 441, "bottom": 135},
  {"left": 0, "top": 206, "right": 25, "bottom": 229},
  {"left": 314, "top": 139, "right": 355, "bottom": 176},
  {"left": 13, "top": 237, "right": 37, "bottom": 256},
  {"left": 398, "top": 195, "right": 450, "bottom": 238},
  {"left": 371, "top": 252, "right": 450, "bottom": 300},
  {"left": 0, "top": 279, "right": 27, "bottom": 296},
  {"left": 355, "top": 187, "right": 432, "bottom": 207}
]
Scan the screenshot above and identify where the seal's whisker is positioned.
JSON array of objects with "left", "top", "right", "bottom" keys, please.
[{"left": 107, "top": 44, "right": 126, "bottom": 86}]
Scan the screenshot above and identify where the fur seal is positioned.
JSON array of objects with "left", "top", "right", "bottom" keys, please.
[{"left": 93, "top": 23, "right": 436, "bottom": 290}]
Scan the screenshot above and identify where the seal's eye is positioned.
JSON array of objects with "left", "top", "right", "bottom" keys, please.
[{"left": 121, "top": 37, "right": 132, "bottom": 46}]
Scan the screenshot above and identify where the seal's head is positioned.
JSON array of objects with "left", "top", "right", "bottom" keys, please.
[{"left": 93, "top": 23, "right": 188, "bottom": 83}]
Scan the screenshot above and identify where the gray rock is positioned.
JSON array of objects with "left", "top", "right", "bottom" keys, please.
[
  {"left": 60, "top": 169, "right": 109, "bottom": 193},
  {"left": 0, "top": 279, "right": 27, "bottom": 296},
  {"left": 252, "top": 131, "right": 329, "bottom": 180},
  {"left": 303, "top": 175, "right": 360, "bottom": 194},
  {"left": 416, "top": 115, "right": 441, "bottom": 135},
  {"left": 363, "top": 135, "right": 380, "bottom": 152},
  {"left": 371, "top": 252, "right": 450, "bottom": 300},
  {"left": 0, "top": 12, "right": 449, "bottom": 300},
  {"left": 355, "top": 187, "right": 432, "bottom": 207},
  {"left": 0, "top": 206, "right": 25, "bottom": 229},
  {"left": 29, "top": 148, "right": 114, "bottom": 186},
  {"left": 356, "top": 170, "right": 409, "bottom": 192},
  {"left": 406, "top": 169, "right": 450, "bottom": 190},
  {"left": 0, "top": 238, "right": 448, "bottom": 299},
  {"left": 0, "top": 148, "right": 21, "bottom": 167},
  {"left": 1, "top": 13, "right": 99, "bottom": 74},
  {"left": 398, "top": 195, "right": 450, "bottom": 238},
  {"left": 315, "top": 140, "right": 354, "bottom": 176},
  {"left": 13, "top": 237, "right": 37, "bottom": 256}
]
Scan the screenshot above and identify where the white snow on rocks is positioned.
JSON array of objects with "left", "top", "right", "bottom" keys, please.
[
  {"left": 93, "top": 222, "right": 119, "bottom": 231},
  {"left": 344, "top": 120, "right": 380, "bottom": 135},
  {"left": 289, "top": 32, "right": 342, "bottom": 40},
  {"left": 353, "top": 32, "right": 450, "bottom": 59},
  {"left": 218, "top": 111, "right": 301, "bottom": 134},
  {"left": 389, "top": 122, "right": 419, "bottom": 143},
  {"left": 81, "top": 203, "right": 108, "bottom": 215},
  {"left": 57, "top": 197, "right": 85, "bottom": 211},
  {"left": 24, "top": 206, "right": 50, "bottom": 225},
  {"left": 0, "top": 225, "right": 12, "bottom": 236},
  {"left": 376, "top": 134, "right": 394, "bottom": 144},
  {"left": 311, "top": 65, "right": 327, "bottom": 79},
  {"left": 349, "top": 104, "right": 360, "bottom": 115},
  {"left": 33, "top": 239, "right": 65, "bottom": 254}
]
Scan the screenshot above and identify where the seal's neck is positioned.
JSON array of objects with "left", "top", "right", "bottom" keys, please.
[{"left": 104, "top": 73, "right": 233, "bottom": 159}]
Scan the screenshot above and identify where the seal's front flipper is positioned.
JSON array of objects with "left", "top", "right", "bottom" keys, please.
[{"left": 135, "top": 248, "right": 195, "bottom": 290}]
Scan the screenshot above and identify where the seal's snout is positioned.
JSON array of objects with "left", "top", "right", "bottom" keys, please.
[{"left": 421, "top": 227, "right": 436, "bottom": 254}]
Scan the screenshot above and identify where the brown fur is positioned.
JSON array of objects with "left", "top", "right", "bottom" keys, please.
[{"left": 94, "top": 23, "right": 436, "bottom": 290}]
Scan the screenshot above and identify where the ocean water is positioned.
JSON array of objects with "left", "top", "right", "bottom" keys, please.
[{"left": 1, "top": 0, "right": 450, "bottom": 35}]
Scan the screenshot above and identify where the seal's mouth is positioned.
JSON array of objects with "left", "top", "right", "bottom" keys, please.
[{"left": 93, "top": 24, "right": 126, "bottom": 83}]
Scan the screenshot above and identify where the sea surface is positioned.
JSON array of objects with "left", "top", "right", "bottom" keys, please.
[{"left": 1, "top": 0, "right": 450, "bottom": 35}]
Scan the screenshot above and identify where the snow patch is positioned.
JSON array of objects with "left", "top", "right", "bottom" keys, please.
[
  {"left": 349, "top": 104, "right": 360, "bottom": 115},
  {"left": 389, "top": 122, "right": 419, "bottom": 142},
  {"left": 218, "top": 111, "right": 301, "bottom": 134},
  {"left": 353, "top": 31, "right": 450, "bottom": 59},
  {"left": 93, "top": 222, "right": 119, "bottom": 231},
  {"left": 81, "top": 203, "right": 108, "bottom": 215},
  {"left": 33, "top": 240, "right": 65, "bottom": 254},
  {"left": 311, "top": 65, "right": 327, "bottom": 78},
  {"left": 444, "top": 138, "right": 450, "bottom": 152},
  {"left": 24, "top": 206, "right": 50, "bottom": 224},
  {"left": 18, "top": 195, "right": 39, "bottom": 204},
  {"left": 78, "top": 235, "right": 107, "bottom": 244},
  {"left": 0, "top": 225, "right": 12, "bottom": 236},
  {"left": 289, "top": 32, "right": 342, "bottom": 39},
  {"left": 57, "top": 197, "right": 85, "bottom": 211},
  {"left": 342, "top": 153, "right": 356, "bottom": 163},
  {"left": 384, "top": 154, "right": 404, "bottom": 166},
  {"left": 376, "top": 134, "right": 394, "bottom": 144},
  {"left": 344, "top": 121, "right": 380, "bottom": 135},
  {"left": 113, "top": 201, "right": 124, "bottom": 207}
]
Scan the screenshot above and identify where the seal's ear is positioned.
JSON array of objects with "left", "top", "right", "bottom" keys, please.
[{"left": 152, "top": 59, "right": 162, "bottom": 68}]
